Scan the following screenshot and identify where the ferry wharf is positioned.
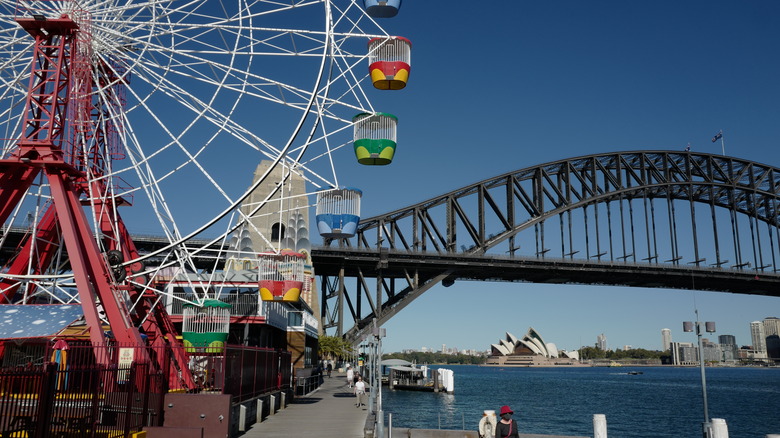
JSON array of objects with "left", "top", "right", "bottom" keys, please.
[{"left": 241, "top": 371, "right": 585, "bottom": 438}]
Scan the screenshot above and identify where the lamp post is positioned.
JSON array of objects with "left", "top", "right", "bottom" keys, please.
[
  {"left": 367, "top": 319, "right": 386, "bottom": 438},
  {"left": 683, "top": 310, "right": 715, "bottom": 438}
]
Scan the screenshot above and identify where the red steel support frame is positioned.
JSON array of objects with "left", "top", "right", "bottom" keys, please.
[{"left": 0, "top": 13, "right": 195, "bottom": 388}]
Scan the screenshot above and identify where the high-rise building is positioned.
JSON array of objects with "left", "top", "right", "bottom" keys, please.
[
  {"left": 597, "top": 333, "right": 607, "bottom": 350},
  {"left": 765, "top": 317, "right": 780, "bottom": 336},
  {"left": 764, "top": 317, "right": 780, "bottom": 359},
  {"left": 718, "top": 334, "right": 738, "bottom": 361},
  {"left": 661, "top": 328, "right": 672, "bottom": 351},
  {"left": 750, "top": 321, "right": 767, "bottom": 353}
]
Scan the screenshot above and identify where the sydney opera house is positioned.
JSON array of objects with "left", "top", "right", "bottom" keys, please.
[{"left": 485, "top": 327, "right": 582, "bottom": 366}]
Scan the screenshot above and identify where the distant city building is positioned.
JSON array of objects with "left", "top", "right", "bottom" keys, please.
[
  {"left": 719, "top": 334, "right": 738, "bottom": 362},
  {"left": 661, "top": 328, "right": 672, "bottom": 351},
  {"left": 597, "top": 333, "right": 607, "bottom": 350},
  {"left": 750, "top": 321, "right": 767, "bottom": 353},
  {"left": 701, "top": 339, "right": 722, "bottom": 362},
  {"left": 764, "top": 317, "right": 780, "bottom": 359},
  {"left": 622, "top": 345, "right": 632, "bottom": 351},
  {"left": 670, "top": 342, "right": 697, "bottom": 365}
]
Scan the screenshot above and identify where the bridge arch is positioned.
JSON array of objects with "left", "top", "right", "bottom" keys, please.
[{"left": 312, "top": 151, "right": 780, "bottom": 342}]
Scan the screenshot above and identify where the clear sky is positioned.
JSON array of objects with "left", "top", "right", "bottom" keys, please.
[{"left": 329, "top": 1, "right": 780, "bottom": 353}]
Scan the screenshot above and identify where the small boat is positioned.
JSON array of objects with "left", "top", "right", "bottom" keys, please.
[{"left": 627, "top": 371, "right": 644, "bottom": 375}]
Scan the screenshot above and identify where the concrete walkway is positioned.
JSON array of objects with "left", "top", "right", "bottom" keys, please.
[{"left": 242, "top": 371, "right": 368, "bottom": 438}]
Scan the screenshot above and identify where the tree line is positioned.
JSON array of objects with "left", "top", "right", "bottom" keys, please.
[
  {"left": 578, "top": 346, "right": 667, "bottom": 360},
  {"left": 383, "top": 351, "right": 486, "bottom": 365}
]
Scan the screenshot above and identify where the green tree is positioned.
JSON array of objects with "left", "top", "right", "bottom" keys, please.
[{"left": 319, "top": 335, "right": 354, "bottom": 362}]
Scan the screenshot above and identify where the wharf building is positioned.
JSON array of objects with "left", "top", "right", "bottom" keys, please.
[{"left": 485, "top": 328, "right": 581, "bottom": 366}]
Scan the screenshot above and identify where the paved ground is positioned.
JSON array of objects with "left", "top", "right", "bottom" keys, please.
[{"left": 242, "top": 371, "right": 368, "bottom": 438}]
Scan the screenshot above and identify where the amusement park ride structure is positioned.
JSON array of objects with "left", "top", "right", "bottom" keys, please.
[
  {"left": 0, "top": 11, "right": 194, "bottom": 387},
  {"left": 0, "top": 0, "right": 409, "bottom": 392}
]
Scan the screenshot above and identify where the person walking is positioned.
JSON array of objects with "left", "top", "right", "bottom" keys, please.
[
  {"left": 327, "top": 362, "right": 333, "bottom": 378},
  {"left": 494, "top": 406, "right": 519, "bottom": 438},
  {"left": 346, "top": 366, "right": 354, "bottom": 388},
  {"left": 354, "top": 376, "right": 367, "bottom": 408}
]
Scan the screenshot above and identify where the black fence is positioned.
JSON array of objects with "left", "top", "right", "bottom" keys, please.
[
  {"left": 0, "top": 361, "right": 165, "bottom": 438},
  {"left": 0, "top": 342, "right": 293, "bottom": 438}
]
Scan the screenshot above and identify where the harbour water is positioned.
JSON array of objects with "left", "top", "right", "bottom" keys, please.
[{"left": 379, "top": 365, "right": 780, "bottom": 437}]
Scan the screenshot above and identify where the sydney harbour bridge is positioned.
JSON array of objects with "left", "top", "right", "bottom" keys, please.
[
  {"left": 2, "top": 151, "right": 779, "bottom": 344},
  {"left": 313, "top": 151, "right": 780, "bottom": 343}
]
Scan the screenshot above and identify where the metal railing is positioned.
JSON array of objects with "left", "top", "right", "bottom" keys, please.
[{"left": 0, "top": 361, "right": 166, "bottom": 438}]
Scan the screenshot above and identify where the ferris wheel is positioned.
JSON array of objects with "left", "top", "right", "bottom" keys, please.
[{"left": 0, "top": 0, "right": 408, "bottom": 337}]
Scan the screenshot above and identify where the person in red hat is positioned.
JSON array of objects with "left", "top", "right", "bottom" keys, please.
[{"left": 495, "top": 405, "right": 519, "bottom": 438}]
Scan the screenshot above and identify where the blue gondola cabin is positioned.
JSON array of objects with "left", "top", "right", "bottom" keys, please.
[
  {"left": 369, "top": 37, "right": 411, "bottom": 90},
  {"left": 316, "top": 187, "right": 362, "bottom": 238},
  {"left": 353, "top": 113, "right": 397, "bottom": 165},
  {"left": 364, "top": 0, "right": 402, "bottom": 18}
]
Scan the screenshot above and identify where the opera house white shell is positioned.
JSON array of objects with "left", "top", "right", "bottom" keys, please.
[{"left": 486, "top": 327, "right": 581, "bottom": 366}]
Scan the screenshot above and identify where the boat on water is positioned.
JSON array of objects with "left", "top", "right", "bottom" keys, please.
[{"left": 380, "top": 359, "right": 454, "bottom": 393}]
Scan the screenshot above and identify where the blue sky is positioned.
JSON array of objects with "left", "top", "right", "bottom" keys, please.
[
  {"left": 334, "top": 1, "right": 780, "bottom": 353},
  {"left": 3, "top": 1, "right": 779, "bottom": 353}
]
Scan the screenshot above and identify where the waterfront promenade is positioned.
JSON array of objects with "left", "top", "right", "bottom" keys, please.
[
  {"left": 242, "top": 371, "right": 368, "bottom": 438},
  {"left": 241, "top": 370, "right": 586, "bottom": 438}
]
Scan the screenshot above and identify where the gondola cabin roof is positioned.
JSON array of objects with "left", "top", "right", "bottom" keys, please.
[{"left": 368, "top": 36, "right": 412, "bottom": 47}]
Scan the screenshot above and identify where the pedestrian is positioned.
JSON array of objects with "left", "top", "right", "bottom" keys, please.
[
  {"left": 346, "top": 366, "right": 354, "bottom": 388},
  {"left": 327, "top": 362, "right": 333, "bottom": 378},
  {"left": 495, "top": 405, "right": 519, "bottom": 438},
  {"left": 354, "top": 376, "right": 366, "bottom": 408}
]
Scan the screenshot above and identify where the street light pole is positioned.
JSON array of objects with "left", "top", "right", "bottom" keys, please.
[{"left": 684, "top": 311, "right": 715, "bottom": 438}]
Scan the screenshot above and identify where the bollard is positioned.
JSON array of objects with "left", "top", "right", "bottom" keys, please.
[
  {"left": 593, "top": 414, "right": 607, "bottom": 438},
  {"left": 239, "top": 405, "right": 247, "bottom": 432},
  {"left": 710, "top": 418, "right": 728, "bottom": 438}
]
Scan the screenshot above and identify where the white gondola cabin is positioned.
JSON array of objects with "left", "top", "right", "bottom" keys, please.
[
  {"left": 258, "top": 250, "right": 306, "bottom": 302},
  {"left": 353, "top": 113, "right": 397, "bottom": 165},
  {"left": 369, "top": 37, "right": 411, "bottom": 90},
  {"left": 316, "top": 187, "right": 362, "bottom": 238}
]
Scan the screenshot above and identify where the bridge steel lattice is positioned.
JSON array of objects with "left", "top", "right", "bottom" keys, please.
[{"left": 312, "top": 151, "right": 780, "bottom": 343}]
